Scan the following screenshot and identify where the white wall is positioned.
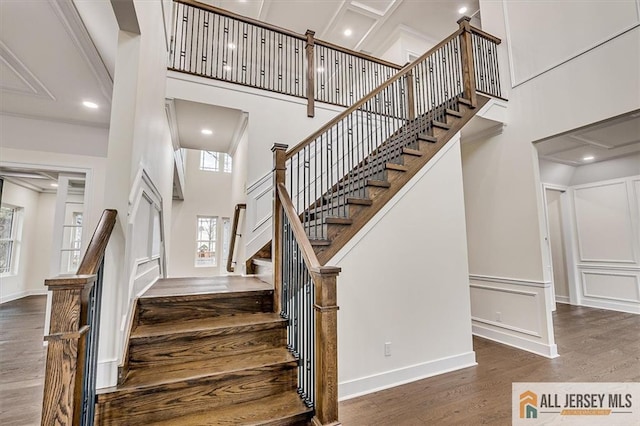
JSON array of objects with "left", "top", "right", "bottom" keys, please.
[
  {"left": 169, "top": 149, "right": 234, "bottom": 277},
  {"left": 27, "top": 192, "right": 57, "bottom": 296},
  {"left": 461, "top": 0, "right": 640, "bottom": 355},
  {"left": 99, "top": 0, "right": 176, "bottom": 388},
  {"left": 0, "top": 182, "right": 42, "bottom": 302},
  {"left": 229, "top": 127, "right": 249, "bottom": 273},
  {"left": 331, "top": 136, "right": 477, "bottom": 399}
]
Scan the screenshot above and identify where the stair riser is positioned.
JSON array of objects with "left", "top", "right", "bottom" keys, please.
[
  {"left": 129, "top": 327, "right": 286, "bottom": 367},
  {"left": 137, "top": 292, "right": 273, "bottom": 324},
  {"left": 96, "top": 366, "right": 297, "bottom": 425}
]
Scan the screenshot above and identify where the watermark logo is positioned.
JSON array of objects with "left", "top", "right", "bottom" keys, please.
[
  {"left": 513, "top": 383, "right": 639, "bottom": 425},
  {"left": 519, "top": 390, "right": 538, "bottom": 419}
]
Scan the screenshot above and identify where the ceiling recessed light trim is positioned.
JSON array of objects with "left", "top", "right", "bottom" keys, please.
[
  {"left": 201, "top": 129, "right": 213, "bottom": 135},
  {"left": 582, "top": 155, "right": 595, "bottom": 161},
  {"left": 458, "top": 6, "right": 468, "bottom": 14},
  {"left": 50, "top": 183, "right": 59, "bottom": 187},
  {"left": 83, "top": 101, "right": 99, "bottom": 109},
  {"left": 343, "top": 28, "right": 353, "bottom": 37}
]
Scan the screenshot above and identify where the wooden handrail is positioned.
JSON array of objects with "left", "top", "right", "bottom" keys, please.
[
  {"left": 285, "top": 27, "right": 465, "bottom": 159},
  {"left": 42, "top": 209, "right": 117, "bottom": 426},
  {"left": 173, "top": 0, "right": 402, "bottom": 71},
  {"left": 469, "top": 26, "right": 502, "bottom": 45},
  {"left": 226, "top": 203, "right": 246, "bottom": 273},
  {"left": 276, "top": 183, "right": 324, "bottom": 272},
  {"left": 314, "top": 38, "right": 402, "bottom": 70},
  {"left": 77, "top": 209, "right": 117, "bottom": 275}
]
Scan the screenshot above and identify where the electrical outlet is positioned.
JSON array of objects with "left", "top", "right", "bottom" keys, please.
[
  {"left": 496, "top": 311, "right": 502, "bottom": 322},
  {"left": 384, "top": 342, "right": 392, "bottom": 357}
]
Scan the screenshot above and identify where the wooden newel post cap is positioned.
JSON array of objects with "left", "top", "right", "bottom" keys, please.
[
  {"left": 305, "top": 29, "right": 315, "bottom": 37},
  {"left": 457, "top": 16, "right": 471, "bottom": 28},
  {"left": 313, "top": 265, "right": 341, "bottom": 277},
  {"left": 271, "top": 143, "right": 288, "bottom": 152}
]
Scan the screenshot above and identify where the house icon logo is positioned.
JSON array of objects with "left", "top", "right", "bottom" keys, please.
[{"left": 520, "top": 390, "right": 538, "bottom": 419}]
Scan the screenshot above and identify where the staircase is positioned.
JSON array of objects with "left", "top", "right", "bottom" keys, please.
[
  {"left": 300, "top": 95, "right": 489, "bottom": 264},
  {"left": 93, "top": 15, "right": 501, "bottom": 426},
  {"left": 95, "top": 276, "right": 313, "bottom": 425}
]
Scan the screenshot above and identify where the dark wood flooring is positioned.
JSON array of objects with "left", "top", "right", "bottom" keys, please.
[
  {"left": 339, "top": 304, "right": 640, "bottom": 425},
  {"left": 0, "top": 296, "right": 47, "bottom": 426},
  {"left": 1, "top": 298, "right": 638, "bottom": 425}
]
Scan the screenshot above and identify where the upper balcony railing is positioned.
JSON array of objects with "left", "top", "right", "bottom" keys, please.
[{"left": 169, "top": 0, "right": 402, "bottom": 117}]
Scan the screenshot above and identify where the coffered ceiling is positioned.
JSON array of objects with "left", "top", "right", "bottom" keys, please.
[{"left": 534, "top": 110, "right": 640, "bottom": 166}]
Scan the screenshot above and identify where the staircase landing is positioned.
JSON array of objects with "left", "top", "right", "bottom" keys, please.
[{"left": 142, "top": 275, "right": 272, "bottom": 298}]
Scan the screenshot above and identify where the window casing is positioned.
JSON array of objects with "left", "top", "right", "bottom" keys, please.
[
  {"left": 0, "top": 205, "right": 20, "bottom": 275},
  {"left": 195, "top": 216, "right": 217, "bottom": 267},
  {"left": 200, "top": 151, "right": 232, "bottom": 173}
]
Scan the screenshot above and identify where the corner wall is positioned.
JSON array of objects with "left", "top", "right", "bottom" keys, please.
[
  {"left": 331, "top": 136, "right": 476, "bottom": 399},
  {"left": 462, "top": 0, "right": 640, "bottom": 356}
]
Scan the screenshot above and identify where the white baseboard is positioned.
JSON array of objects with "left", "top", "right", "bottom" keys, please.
[
  {"left": 0, "top": 289, "right": 47, "bottom": 304},
  {"left": 472, "top": 323, "right": 559, "bottom": 359},
  {"left": 338, "top": 351, "right": 477, "bottom": 401},
  {"left": 579, "top": 298, "right": 640, "bottom": 314},
  {"left": 555, "top": 295, "right": 571, "bottom": 304},
  {"left": 96, "top": 358, "right": 119, "bottom": 389}
]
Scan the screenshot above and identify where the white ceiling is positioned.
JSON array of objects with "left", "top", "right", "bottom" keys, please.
[
  {"left": 0, "top": 0, "right": 113, "bottom": 128},
  {"left": 170, "top": 99, "right": 247, "bottom": 153},
  {"left": 209, "top": 0, "right": 480, "bottom": 56},
  {"left": 534, "top": 110, "right": 640, "bottom": 166}
]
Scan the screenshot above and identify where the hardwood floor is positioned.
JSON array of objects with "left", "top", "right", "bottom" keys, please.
[
  {"left": 1, "top": 298, "right": 638, "bottom": 425},
  {"left": 0, "top": 296, "right": 47, "bottom": 426},
  {"left": 339, "top": 303, "right": 640, "bottom": 425}
]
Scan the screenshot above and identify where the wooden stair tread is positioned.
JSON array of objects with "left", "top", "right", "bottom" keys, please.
[
  {"left": 152, "top": 391, "right": 312, "bottom": 425},
  {"left": 417, "top": 133, "right": 437, "bottom": 143},
  {"left": 309, "top": 239, "right": 331, "bottom": 246},
  {"left": 118, "top": 348, "right": 296, "bottom": 389},
  {"left": 132, "top": 312, "right": 285, "bottom": 339},
  {"left": 386, "top": 163, "right": 409, "bottom": 172},
  {"left": 402, "top": 147, "right": 423, "bottom": 156},
  {"left": 252, "top": 257, "right": 272, "bottom": 266},
  {"left": 432, "top": 120, "right": 450, "bottom": 130},
  {"left": 445, "top": 108, "right": 463, "bottom": 118}
]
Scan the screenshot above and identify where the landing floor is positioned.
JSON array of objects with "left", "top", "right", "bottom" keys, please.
[{"left": 142, "top": 276, "right": 272, "bottom": 298}]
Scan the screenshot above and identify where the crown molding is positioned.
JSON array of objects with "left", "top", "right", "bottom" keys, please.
[{"left": 0, "top": 110, "right": 109, "bottom": 129}]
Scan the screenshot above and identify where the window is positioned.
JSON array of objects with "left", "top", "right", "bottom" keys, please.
[
  {"left": 221, "top": 217, "right": 231, "bottom": 268},
  {"left": 195, "top": 216, "right": 217, "bottom": 266},
  {"left": 66, "top": 212, "right": 83, "bottom": 272},
  {"left": 0, "top": 206, "right": 19, "bottom": 275},
  {"left": 200, "top": 151, "right": 232, "bottom": 173}
]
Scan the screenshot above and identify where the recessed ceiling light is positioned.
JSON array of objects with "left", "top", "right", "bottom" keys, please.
[
  {"left": 317, "top": 67, "right": 325, "bottom": 73},
  {"left": 228, "top": 43, "right": 236, "bottom": 49},
  {"left": 201, "top": 129, "right": 213, "bottom": 135},
  {"left": 458, "top": 6, "right": 468, "bottom": 14},
  {"left": 583, "top": 155, "right": 595, "bottom": 161},
  {"left": 50, "top": 183, "right": 59, "bottom": 188},
  {"left": 83, "top": 101, "right": 99, "bottom": 109},
  {"left": 343, "top": 28, "right": 353, "bottom": 37}
]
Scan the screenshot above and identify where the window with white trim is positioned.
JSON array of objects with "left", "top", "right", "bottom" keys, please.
[
  {"left": 195, "top": 216, "right": 217, "bottom": 266},
  {"left": 221, "top": 217, "right": 231, "bottom": 269},
  {"left": 0, "top": 205, "right": 20, "bottom": 275},
  {"left": 200, "top": 151, "right": 232, "bottom": 173}
]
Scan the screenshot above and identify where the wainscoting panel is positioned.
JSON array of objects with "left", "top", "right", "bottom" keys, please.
[
  {"left": 573, "top": 182, "right": 636, "bottom": 264},
  {"left": 469, "top": 275, "right": 557, "bottom": 358},
  {"left": 246, "top": 172, "right": 273, "bottom": 258}
]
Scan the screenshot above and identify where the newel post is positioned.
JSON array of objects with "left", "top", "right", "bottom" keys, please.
[
  {"left": 272, "top": 143, "right": 288, "bottom": 315},
  {"left": 305, "top": 29, "right": 316, "bottom": 118},
  {"left": 41, "top": 275, "right": 96, "bottom": 425},
  {"left": 405, "top": 64, "right": 416, "bottom": 120},
  {"left": 457, "top": 16, "right": 477, "bottom": 108},
  {"left": 311, "top": 265, "right": 341, "bottom": 426}
]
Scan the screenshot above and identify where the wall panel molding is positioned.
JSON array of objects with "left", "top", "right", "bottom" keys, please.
[{"left": 503, "top": 0, "right": 640, "bottom": 87}]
